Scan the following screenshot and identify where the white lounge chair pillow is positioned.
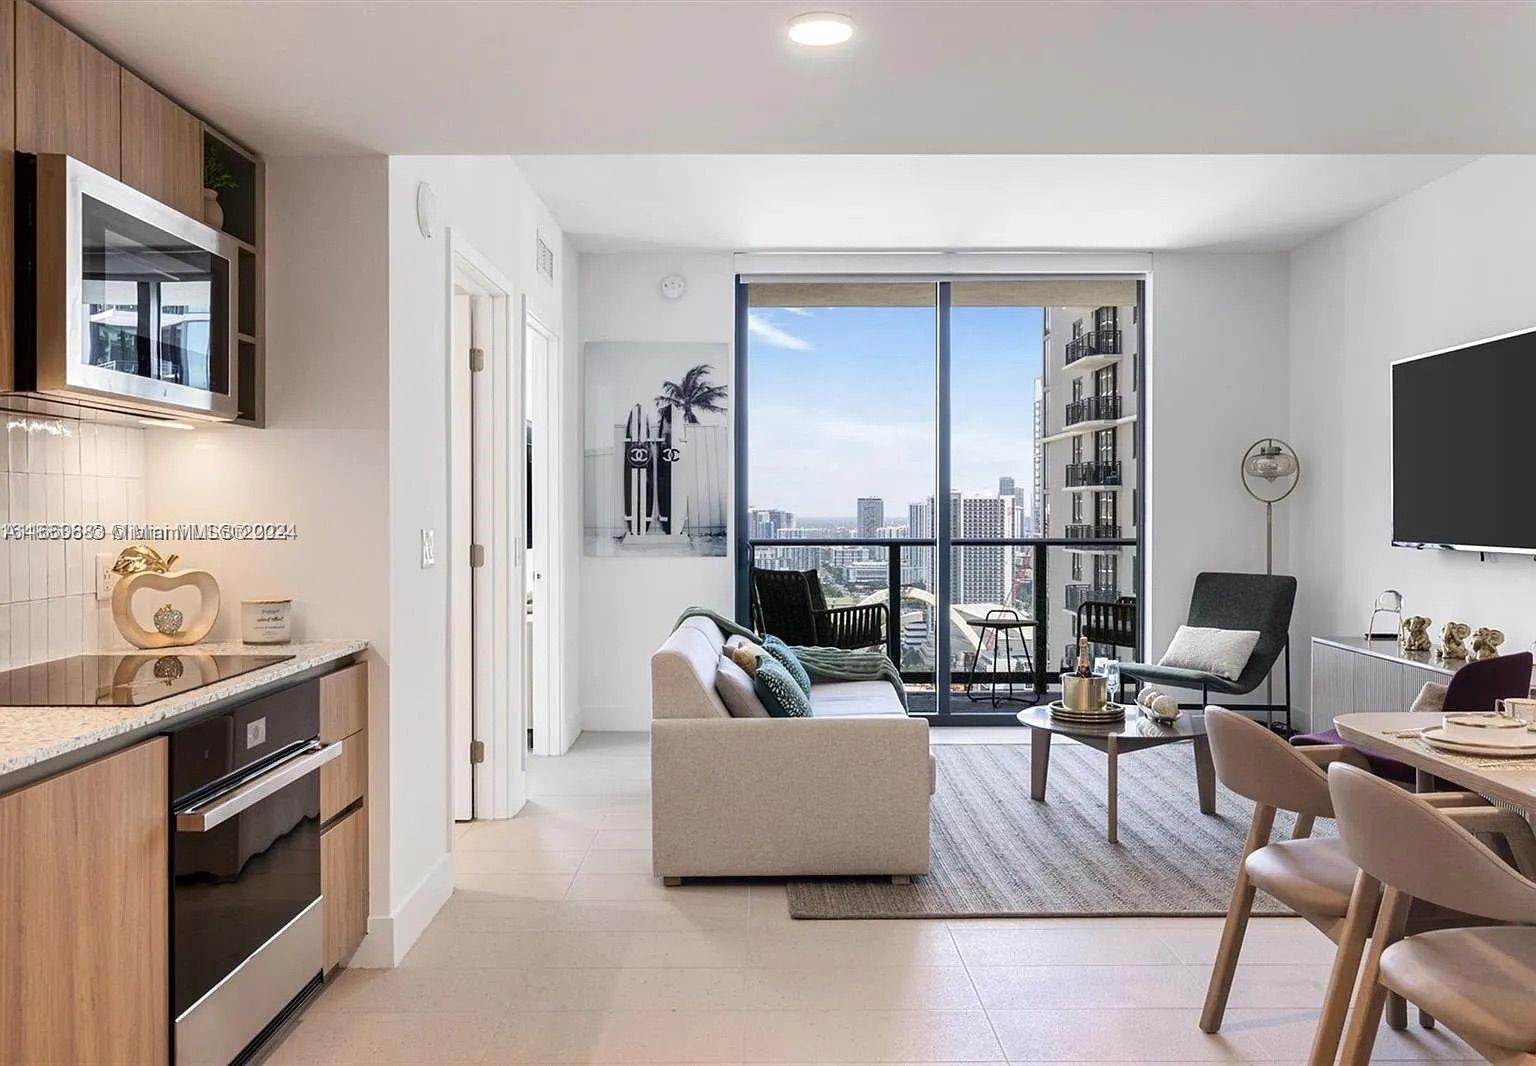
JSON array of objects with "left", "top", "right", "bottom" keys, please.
[
  {"left": 1158, "top": 625, "right": 1261, "bottom": 682},
  {"left": 715, "top": 654, "right": 770, "bottom": 717}
]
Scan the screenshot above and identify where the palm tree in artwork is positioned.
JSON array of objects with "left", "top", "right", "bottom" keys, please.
[{"left": 656, "top": 363, "right": 727, "bottom": 424}]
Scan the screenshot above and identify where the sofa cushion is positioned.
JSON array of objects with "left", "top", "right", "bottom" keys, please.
[
  {"left": 754, "top": 658, "right": 813, "bottom": 717},
  {"left": 809, "top": 680, "right": 907, "bottom": 718},
  {"left": 715, "top": 655, "right": 770, "bottom": 717},
  {"left": 1159, "top": 625, "right": 1260, "bottom": 681},
  {"left": 724, "top": 634, "right": 766, "bottom": 677},
  {"left": 763, "top": 635, "right": 813, "bottom": 695}
]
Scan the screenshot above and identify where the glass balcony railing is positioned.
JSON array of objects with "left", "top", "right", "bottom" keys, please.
[
  {"left": 1064, "top": 328, "right": 1123, "bottom": 364},
  {"left": 1064, "top": 461, "right": 1123, "bottom": 488},
  {"left": 1064, "top": 393, "right": 1122, "bottom": 426}
]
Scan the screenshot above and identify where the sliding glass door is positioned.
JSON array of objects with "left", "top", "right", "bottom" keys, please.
[{"left": 737, "top": 277, "right": 1143, "bottom": 720}]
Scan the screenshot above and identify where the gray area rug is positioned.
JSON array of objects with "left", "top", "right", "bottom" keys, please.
[{"left": 788, "top": 742, "right": 1325, "bottom": 919}]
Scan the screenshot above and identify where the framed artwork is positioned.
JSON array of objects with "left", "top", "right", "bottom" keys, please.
[{"left": 583, "top": 342, "right": 728, "bottom": 557}]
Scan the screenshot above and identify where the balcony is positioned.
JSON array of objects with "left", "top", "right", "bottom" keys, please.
[
  {"left": 1064, "top": 460, "right": 1123, "bottom": 488},
  {"left": 1064, "top": 582, "right": 1120, "bottom": 612},
  {"left": 1064, "top": 328, "right": 1122, "bottom": 365},
  {"left": 1064, "top": 522, "right": 1122, "bottom": 540},
  {"left": 747, "top": 533, "right": 1138, "bottom": 716},
  {"left": 1064, "top": 393, "right": 1122, "bottom": 427}
]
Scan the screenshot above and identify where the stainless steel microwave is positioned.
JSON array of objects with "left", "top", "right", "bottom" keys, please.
[{"left": 16, "top": 153, "right": 240, "bottom": 421}]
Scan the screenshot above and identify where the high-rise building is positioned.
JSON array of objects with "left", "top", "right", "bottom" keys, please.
[
  {"left": 1032, "top": 376, "right": 1045, "bottom": 539},
  {"left": 1041, "top": 301, "right": 1141, "bottom": 665},
  {"left": 747, "top": 508, "right": 794, "bottom": 540},
  {"left": 856, "top": 497, "right": 884, "bottom": 538},
  {"left": 908, "top": 499, "right": 933, "bottom": 539},
  {"left": 998, "top": 476, "right": 1015, "bottom": 497},
  {"left": 949, "top": 492, "right": 1014, "bottom": 608}
]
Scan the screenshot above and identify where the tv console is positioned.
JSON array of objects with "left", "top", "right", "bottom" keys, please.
[{"left": 1310, "top": 636, "right": 1463, "bottom": 733}]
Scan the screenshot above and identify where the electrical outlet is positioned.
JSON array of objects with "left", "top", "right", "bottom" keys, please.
[
  {"left": 420, "top": 528, "right": 436, "bottom": 569},
  {"left": 96, "top": 552, "right": 120, "bottom": 601}
]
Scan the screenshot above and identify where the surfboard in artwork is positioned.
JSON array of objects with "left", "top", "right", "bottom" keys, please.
[{"left": 623, "top": 403, "right": 654, "bottom": 536}]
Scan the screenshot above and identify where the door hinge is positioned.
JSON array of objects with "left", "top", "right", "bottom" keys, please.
[
  {"left": 469, "top": 346, "right": 486, "bottom": 372},
  {"left": 470, "top": 739, "right": 486, "bottom": 764},
  {"left": 469, "top": 543, "right": 486, "bottom": 568}
]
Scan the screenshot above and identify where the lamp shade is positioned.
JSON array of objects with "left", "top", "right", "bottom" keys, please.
[{"left": 1241, "top": 438, "right": 1300, "bottom": 503}]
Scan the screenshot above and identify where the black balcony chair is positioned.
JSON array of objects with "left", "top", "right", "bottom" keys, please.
[
  {"left": 1119, "top": 572, "right": 1297, "bottom": 734},
  {"left": 750, "top": 567, "right": 887, "bottom": 651},
  {"left": 1078, "top": 597, "right": 1138, "bottom": 654}
]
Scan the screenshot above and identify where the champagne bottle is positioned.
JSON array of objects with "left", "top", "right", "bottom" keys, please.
[{"left": 1076, "top": 634, "right": 1091, "bottom": 678}]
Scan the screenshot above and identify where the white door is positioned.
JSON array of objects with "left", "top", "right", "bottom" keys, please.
[{"left": 525, "top": 312, "right": 571, "bottom": 755}]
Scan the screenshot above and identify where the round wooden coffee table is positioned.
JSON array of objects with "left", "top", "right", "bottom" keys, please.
[{"left": 1016, "top": 706, "right": 1215, "bottom": 844}]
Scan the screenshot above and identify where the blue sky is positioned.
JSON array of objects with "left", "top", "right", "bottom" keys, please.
[{"left": 747, "top": 304, "right": 1043, "bottom": 521}]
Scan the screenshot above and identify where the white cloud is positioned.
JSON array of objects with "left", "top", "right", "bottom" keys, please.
[
  {"left": 778, "top": 306, "right": 813, "bottom": 317},
  {"left": 747, "top": 311, "right": 811, "bottom": 351}
]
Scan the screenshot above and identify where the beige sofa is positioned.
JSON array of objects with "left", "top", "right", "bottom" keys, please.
[{"left": 650, "top": 616, "right": 934, "bottom": 882}]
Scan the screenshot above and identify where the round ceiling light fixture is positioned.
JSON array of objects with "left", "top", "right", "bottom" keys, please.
[{"left": 787, "top": 11, "right": 854, "bottom": 46}]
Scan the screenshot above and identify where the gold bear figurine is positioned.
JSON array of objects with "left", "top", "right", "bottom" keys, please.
[
  {"left": 1437, "top": 621, "right": 1471, "bottom": 661},
  {"left": 1470, "top": 626, "right": 1505, "bottom": 661},
  {"left": 1400, "top": 615, "right": 1432, "bottom": 654}
]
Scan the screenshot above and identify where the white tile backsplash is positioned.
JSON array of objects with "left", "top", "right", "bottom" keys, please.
[{"left": 0, "top": 415, "right": 147, "bottom": 670}]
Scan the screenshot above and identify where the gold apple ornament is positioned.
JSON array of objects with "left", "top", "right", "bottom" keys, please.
[{"left": 110, "top": 546, "right": 220, "bottom": 649}]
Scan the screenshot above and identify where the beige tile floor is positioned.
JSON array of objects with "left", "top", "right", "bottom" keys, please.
[{"left": 270, "top": 731, "right": 1481, "bottom": 1064}]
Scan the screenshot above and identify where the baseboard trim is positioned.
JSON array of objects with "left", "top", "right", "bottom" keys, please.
[{"left": 347, "top": 850, "right": 454, "bottom": 968}]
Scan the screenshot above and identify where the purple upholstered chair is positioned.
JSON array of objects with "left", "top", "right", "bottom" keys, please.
[{"left": 1292, "top": 651, "right": 1534, "bottom": 783}]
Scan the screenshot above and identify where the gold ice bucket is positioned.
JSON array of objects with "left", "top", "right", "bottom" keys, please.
[{"left": 1061, "top": 672, "right": 1109, "bottom": 712}]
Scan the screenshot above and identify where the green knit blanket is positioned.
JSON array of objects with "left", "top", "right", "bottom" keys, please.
[{"left": 673, "top": 607, "right": 909, "bottom": 710}]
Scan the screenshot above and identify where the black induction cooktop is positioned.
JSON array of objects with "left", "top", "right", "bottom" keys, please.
[{"left": 0, "top": 652, "right": 295, "bottom": 707}]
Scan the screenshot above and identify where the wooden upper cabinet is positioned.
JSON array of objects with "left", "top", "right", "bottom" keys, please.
[
  {"left": 120, "top": 70, "right": 202, "bottom": 217},
  {"left": 15, "top": 0, "right": 121, "bottom": 177}
]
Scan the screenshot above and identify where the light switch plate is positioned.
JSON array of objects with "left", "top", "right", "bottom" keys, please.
[
  {"left": 420, "top": 528, "right": 436, "bottom": 569},
  {"left": 96, "top": 552, "right": 119, "bottom": 601}
]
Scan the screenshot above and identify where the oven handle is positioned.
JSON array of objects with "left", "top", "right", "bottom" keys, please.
[{"left": 174, "top": 740, "right": 342, "bottom": 833}]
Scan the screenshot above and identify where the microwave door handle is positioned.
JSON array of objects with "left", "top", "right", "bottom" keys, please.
[{"left": 175, "top": 740, "right": 342, "bottom": 833}]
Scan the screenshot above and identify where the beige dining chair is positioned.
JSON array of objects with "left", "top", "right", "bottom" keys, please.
[
  {"left": 1330, "top": 762, "right": 1536, "bottom": 1066},
  {"left": 1201, "top": 706, "right": 1375, "bottom": 1058},
  {"left": 1200, "top": 706, "right": 1502, "bottom": 1064}
]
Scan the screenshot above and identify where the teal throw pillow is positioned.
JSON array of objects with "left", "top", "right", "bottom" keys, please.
[
  {"left": 753, "top": 658, "right": 812, "bottom": 718},
  {"left": 763, "top": 635, "right": 812, "bottom": 695}
]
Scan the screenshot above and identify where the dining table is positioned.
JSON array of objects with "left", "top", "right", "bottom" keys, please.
[{"left": 1334, "top": 712, "right": 1536, "bottom": 814}]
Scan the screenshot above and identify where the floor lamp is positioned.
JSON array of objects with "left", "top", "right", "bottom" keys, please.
[{"left": 1241, "top": 438, "right": 1300, "bottom": 728}]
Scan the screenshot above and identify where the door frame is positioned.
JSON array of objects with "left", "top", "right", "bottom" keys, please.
[
  {"left": 523, "top": 301, "right": 572, "bottom": 756},
  {"left": 447, "top": 230, "right": 527, "bottom": 821}
]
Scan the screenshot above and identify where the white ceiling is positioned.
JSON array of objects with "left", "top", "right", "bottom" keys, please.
[
  {"left": 516, "top": 155, "right": 1473, "bottom": 252},
  {"left": 41, "top": 1, "right": 1536, "bottom": 156}
]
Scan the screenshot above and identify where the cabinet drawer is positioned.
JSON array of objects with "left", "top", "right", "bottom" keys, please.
[
  {"left": 319, "top": 661, "right": 367, "bottom": 742},
  {"left": 321, "top": 730, "right": 366, "bottom": 823},
  {"left": 321, "top": 806, "right": 367, "bottom": 972}
]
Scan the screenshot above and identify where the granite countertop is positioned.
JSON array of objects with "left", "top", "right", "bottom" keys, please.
[{"left": 0, "top": 639, "right": 367, "bottom": 784}]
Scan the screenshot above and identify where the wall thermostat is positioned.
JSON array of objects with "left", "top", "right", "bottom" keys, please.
[{"left": 660, "top": 274, "right": 686, "bottom": 300}]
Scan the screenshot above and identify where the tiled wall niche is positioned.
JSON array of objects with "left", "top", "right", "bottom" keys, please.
[{"left": 0, "top": 412, "right": 148, "bottom": 668}]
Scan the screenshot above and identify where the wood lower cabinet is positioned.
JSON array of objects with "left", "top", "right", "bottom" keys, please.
[
  {"left": 322, "top": 805, "right": 368, "bottom": 972},
  {"left": 319, "top": 661, "right": 369, "bottom": 970},
  {"left": 0, "top": 738, "right": 168, "bottom": 1064},
  {"left": 15, "top": 0, "right": 121, "bottom": 176},
  {"left": 120, "top": 69, "right": 202, "bottom": 217}
]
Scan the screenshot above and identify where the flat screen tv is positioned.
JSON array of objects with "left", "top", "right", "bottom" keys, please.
[{"left": 1392, "top": 325, "right": 1536, "bottom": 554}]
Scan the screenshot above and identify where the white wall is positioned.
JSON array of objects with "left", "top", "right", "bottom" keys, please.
[
  {"left": 149, "top": 153, "right": 573, "bottom": 966},
  {"left": 574, "top": 249, "right": 1292, "bottom": 730},
  {"left": 382, "top": 155, "right": 571, "bottom": 956},
  {"left": 1144, "top": 253, "right": 1293, "bottom": 689},
  {"left": 577, "top": 252, "right": 735, "bottom": 730},
  {"left": 1288, "top": 156, "right": 1536, "bottom": 727}
]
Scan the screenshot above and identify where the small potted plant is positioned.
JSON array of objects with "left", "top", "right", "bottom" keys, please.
[{"left": 202, "top": 150, "right": 237, "bottom": 229}]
